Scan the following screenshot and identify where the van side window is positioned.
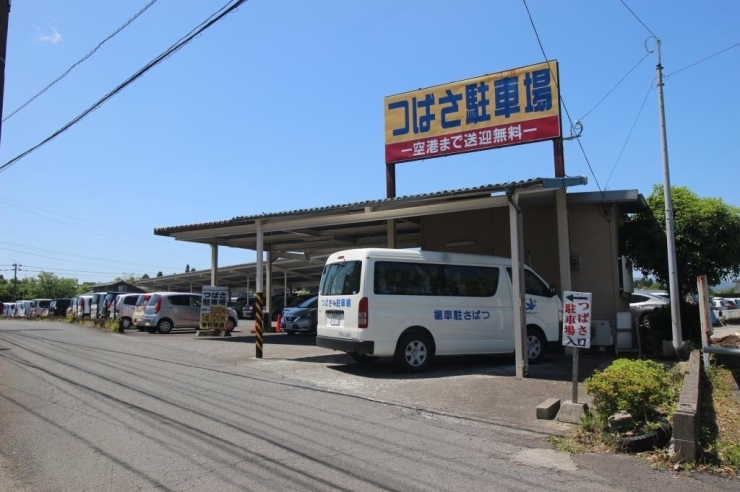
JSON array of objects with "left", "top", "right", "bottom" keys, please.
[
  {"left": 374, "top": 261, "right": 497, "bottom": 297},
  {"left": 445, "top": 265, "right": 499, "bottom": 297},
  {"left": 506, "top": 268, "right": 554, "bottom": 297},
  {"left": 320, "top": 261, "right": 363, "bottom": 296},
  {"left": 169, "top": 295, "right": 190, "bottom": 306}
]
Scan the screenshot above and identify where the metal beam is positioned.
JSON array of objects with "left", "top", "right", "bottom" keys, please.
[{"left": 169, "top": 195, "right": 512, "bottom": 241}]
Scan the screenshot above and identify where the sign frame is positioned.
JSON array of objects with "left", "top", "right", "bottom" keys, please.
[{"left": 384, "top": 60, "right": 561, "bottom": 164}]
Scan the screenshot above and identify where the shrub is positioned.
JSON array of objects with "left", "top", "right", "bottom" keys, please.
[
  {"left": 646, "top": 302, "right": 702, "bottom": 347},
  {"left": 585, "top": 359, "right": 675, "bottom": 421}
]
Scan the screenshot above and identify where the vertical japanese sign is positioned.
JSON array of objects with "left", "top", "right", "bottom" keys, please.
[
  {"left": 562, "top": 291, "right": 592, "bottom": 349},
  {"left": 201, "top": 286, "right": 229, "bottom": 332},
  {"left": 384, "top": 60, "right": 560, "bottom": 164}
]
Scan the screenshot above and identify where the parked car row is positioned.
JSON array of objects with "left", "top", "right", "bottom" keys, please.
[
  {"left": 126, "top": 291, "right": 238, "bottom": 334},
  {"left": 2, "top": 292, "right": 239, "bottom": 336},
  {"left": 3, "top": 298, "right": 59, "bottom": 318}
]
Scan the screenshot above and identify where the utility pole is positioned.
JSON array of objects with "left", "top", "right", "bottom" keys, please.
[
  {"left": 12, "top": 262, "right": 19, "bottom": 301},
  {"left": 0, "top": 1, "right": 10, "bottom": 145},
  {"left": 655, "top": 38, "right": 683, "bottom": 354}
]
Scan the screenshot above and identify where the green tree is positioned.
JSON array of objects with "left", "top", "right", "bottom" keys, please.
[
  {"left": 34, "top": 272, "right": 78, "bottom": 299},
  {"left": 76, "top": 282, "right": 97, "bottom": 295},
  {"left": 185, "top": 264, "right": 190, "bottom": 273},
  {"left": 156, "top": 271, "right": 163, "bottom": 277},
  {"left": 621, "top": 185, "right": 740, "bottom": 297},
  {"left": 141, "top": 273, "right": 150, "bottom": 279}
]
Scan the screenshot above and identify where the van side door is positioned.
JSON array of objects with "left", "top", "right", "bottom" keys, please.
[{"left": 506, "top": 268, "right": 561, "bottom": 342}]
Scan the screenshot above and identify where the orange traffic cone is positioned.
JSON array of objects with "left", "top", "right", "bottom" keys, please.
[{"left": 276, "top": 314, "right": 282, "bottom": 332}]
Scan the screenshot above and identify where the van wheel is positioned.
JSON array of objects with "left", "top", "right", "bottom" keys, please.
[
  {"left": 527, "top": 326, "right": 547, "bottom": 364},
  {"left": 395, "top": 333, "right": 432, "bottom": 373},
  {"left": 121, "top": 317, "right": 132, "bottom": 330},
  {"left": 157, "top": 319, "right": 173, "bottom": 334},
  {"left": 350, "top": 353, "right": 379, "bottom": 365}
]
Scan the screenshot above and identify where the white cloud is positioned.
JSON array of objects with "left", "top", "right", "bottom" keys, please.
[{"left": 35, "top": 27, "right": 62, "bottom": 45}]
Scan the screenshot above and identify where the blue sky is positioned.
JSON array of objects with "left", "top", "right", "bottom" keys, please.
[{"left": 1, "top": 0, "right": 738, "bottom": 283}]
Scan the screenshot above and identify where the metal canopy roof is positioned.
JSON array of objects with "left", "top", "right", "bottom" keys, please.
[
  {"left": 144, "top": 176, "right": 645, "bottom": 294},
  {"left": 153, "top": 178, "right": 588, "bottom": 258}
]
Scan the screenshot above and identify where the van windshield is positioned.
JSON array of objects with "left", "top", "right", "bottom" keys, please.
[{"left": 320, "top": 261, "right": 362, "bottom": 296}]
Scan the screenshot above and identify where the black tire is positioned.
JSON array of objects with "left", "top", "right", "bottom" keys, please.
[
  {"left": 639, "top": 312, "right": 651, "bottom": 329},
  {"left": 121, "top": 317, "right": 132, "bottom": 330},
  {"left": 350, "top": 353, "right": 379, "bottom": 365},
  {"left": 157, "top": 319, "right": 173, "bottom": 334},
  {"left": 136, "top": 325, "right": 146, "bottom": 332},
  {"left": 618, "top": 419, "right": 672, "bottom": 453},
  {"left": 394, "top": 333, "right": 433, "bottom": 373},
  {"left": 146, "top": 326, "right": 157, "bottom": 334},
  {"left": 527, "top": 326, "right": 547, "bottom": 364},
  {"left": 227, "top": 317, "right": 236, "bottom": 332}
]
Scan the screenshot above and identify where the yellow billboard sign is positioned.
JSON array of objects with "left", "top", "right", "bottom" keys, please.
[{"left": 384, "top": 60, "right": 560, "bottom": 163}]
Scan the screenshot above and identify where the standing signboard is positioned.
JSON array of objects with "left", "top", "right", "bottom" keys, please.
[
  {"left": 200, "top": 286, "right": 229, "bottom": 335},
  {"left": 562, "top": 290, "right": 592, "bottom": 404},
  {"left": 562, "top": 291, "right": 592, "bottom": 349}
]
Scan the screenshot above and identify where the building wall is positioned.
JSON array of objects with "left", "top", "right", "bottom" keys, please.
[{"left": 420, "top": 200, "right": 630, "bottom": 323}]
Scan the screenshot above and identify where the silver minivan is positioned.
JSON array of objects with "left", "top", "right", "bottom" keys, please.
[
  {"left": 113, "top": 293, "right": 141, "bottom": 330},
  {"left": 142, "top": 292, "right": 238, "bottom": 334}
]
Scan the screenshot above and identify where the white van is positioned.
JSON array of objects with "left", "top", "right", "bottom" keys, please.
[
  {"left": 15, "top": 300, "right": 32, "bottom": 317},
  {"left": 30, "top": 299, "right": 52, "bottom": 317},
  {"left": 316, "top": 248, "right": 562, "bottom": 372}
]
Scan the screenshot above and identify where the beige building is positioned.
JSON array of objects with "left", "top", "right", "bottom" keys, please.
[{"left": 146, "top": 179, "right": 645, "bottom": 352}]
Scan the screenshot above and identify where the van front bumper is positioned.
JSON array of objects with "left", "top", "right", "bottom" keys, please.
[{"left": 316, "top": 336, "right": 374, "bottom": 354}]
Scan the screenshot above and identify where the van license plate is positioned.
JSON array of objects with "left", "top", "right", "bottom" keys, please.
[
  {"left": 327, "top": 313, "right": 341, "bottom": 326},
  {"left": 338, "top": 331, "right": 352, "bottom": 339}
]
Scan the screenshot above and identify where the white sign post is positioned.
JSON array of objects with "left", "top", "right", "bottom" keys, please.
[{"left": 562, "top": 291, "right": 592, "bottom": 404}]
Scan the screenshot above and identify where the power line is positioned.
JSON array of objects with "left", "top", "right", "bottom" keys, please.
[
  {"left": 578, "top": 51, "right": 651, "bottom": 121},
  {"left": 618, "top": 0, "right": 657, "bottom": 39},
  {"left": 0, "top": 240, "right": 183, "bottom": 271},
  {"left": 665, "top": 40, "right": 740, "bottom": 78},
  {"left": 521, "top": 0, "right": 605, "bottom": 195},
  {"left": 3, "top": 0, "right": 160, "bottom": 122},
  {"left": 0, "top": 0, "right": 248, "bottom": 174},
  {"left": 0, "top": 197, "right": 245, "bottom": 263},
  {"left": 604, "top": 79, "right": 654, "bottom": 190}
]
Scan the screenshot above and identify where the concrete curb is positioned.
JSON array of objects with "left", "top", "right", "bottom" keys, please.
[{"left": 673, "top": 350, "right": 702, "bottom": 462}]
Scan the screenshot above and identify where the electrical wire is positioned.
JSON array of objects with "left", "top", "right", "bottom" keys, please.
[
  {"left": 0, "top": 198, "right": 211, "bottom": 261},
  {"left": 0, "top": 197, "right": 245, "bottom": 264},
  {"left": 0, "top": 0, "right": 248, "bottom": 174},
  {"left": 3, "top": 0, "right": 160, "bottom": 122},
  {"left": 604, "top": 79, "right": 654, "bottom": 190},
  {"left": 665, "top": 40, "right": 740, "bottom": 78},
  {"left": 521, "top": 0, "right": 605, "bottom": 196},
  {"left": 0, "top": 240, "right": 183, "bottom": 271},
  {"left": 578, "top": 51, "right": 651, "bottom": 121},
  {"left": 618, "top": 0, "right": 657, "bottom": 38}
]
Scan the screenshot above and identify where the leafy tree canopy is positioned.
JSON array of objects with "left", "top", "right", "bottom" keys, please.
[{"left": 621, "top": 185, "right": 740, "bottom": 297}]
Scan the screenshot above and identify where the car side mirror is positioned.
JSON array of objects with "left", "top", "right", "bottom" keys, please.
[{"left": 549, "top": 285, "right": 557, "bottom": 298}]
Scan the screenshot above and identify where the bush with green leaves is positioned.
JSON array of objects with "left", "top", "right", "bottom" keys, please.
[{"left": 585, "top": 359, "right": 676, "bottom": 421}]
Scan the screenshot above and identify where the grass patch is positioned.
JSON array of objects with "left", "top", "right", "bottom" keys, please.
[
  {"left": 552, "top": 348, "right": 740, "bottom": 479},
  {"left": 696, "top": 350, "right": 740, "bottom": 477},
  {"left": 550, "top": 358, "right": 683, "bottom": 458}
]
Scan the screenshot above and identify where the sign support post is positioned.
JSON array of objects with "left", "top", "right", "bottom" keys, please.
[
  {"left": 572, "top": 346, "right": 579, "bottom": 403},
  {"left": 557, "top": 291, "right": 592, "bottom": 423}
]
